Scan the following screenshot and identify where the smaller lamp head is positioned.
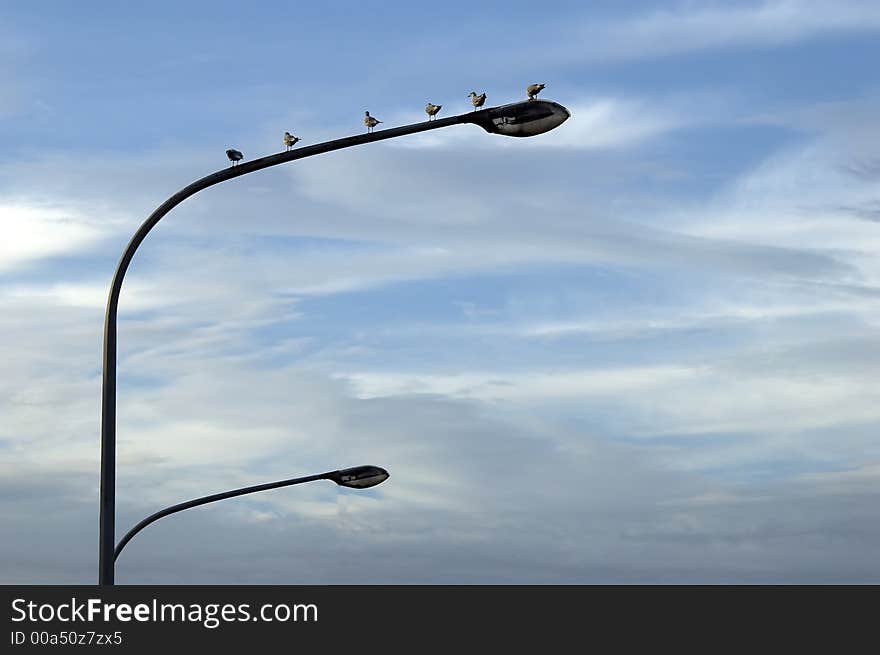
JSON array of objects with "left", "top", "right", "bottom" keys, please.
[{"left": 329, "top": 465, "right": 390, "bottom": 489}]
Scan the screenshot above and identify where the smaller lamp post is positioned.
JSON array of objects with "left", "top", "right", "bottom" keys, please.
[{"left": 113, "top": 465, "right": 390, "bottom": 572}]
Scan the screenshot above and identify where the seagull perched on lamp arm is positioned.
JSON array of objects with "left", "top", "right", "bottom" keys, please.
[
  {"left": 468, "top": 91, "right": 486, "bottom": 111},
  {"left": 283, "top": 131, "right": 300, "bottom": 151},
  {"left": 425, "top": 102, "right": 442, "bottom": 121},
  {"left": 225, "top": 148, "right": 243, "bottom": 166},
  {"left": 527, "top": 83, "right": 545, "bottom": 101},
  {"left": 364, "top": 111, "right": 382, "bottom": 133}
]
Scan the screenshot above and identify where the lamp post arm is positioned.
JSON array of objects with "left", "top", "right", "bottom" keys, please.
[
  {"left": 99, "top": 110, "right": 486, "bottom": 584},
  {"left": 113, "top": 471, "right": 333, "bottom": 563}
]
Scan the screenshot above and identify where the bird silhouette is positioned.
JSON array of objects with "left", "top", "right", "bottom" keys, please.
[
  {"left": 425, "top": 102, "right": 442, "bottom": 121},
  {"left": 468, "top": 91, "right": 487, "bottom": 111},
  {"left": 226, "top": 149, "right": 243, "bottom": 166},
  {"left": 364, "top": 111, "right": 382, "bottom": 133},
  {"left": 527, "top": 83, "right": 545, "bottom": 101},
  {"left": 283, "top": 131, "right": 300, "bottom": 151}
]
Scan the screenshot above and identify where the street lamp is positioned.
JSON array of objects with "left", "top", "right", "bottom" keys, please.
[
  {"left": 471, "top": 100, "right": 571, "bottom": 137},
  {"left": 99, "top": 98, "right": 570, "bottom": 584},
  {"left": 114, "top": 466, "right": 389, "bottom": 567}
]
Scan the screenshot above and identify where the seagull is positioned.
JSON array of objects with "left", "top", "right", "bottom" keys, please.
[
  {"left": 283, "top": 131, "right": 300, "bottom": 151},
  {"left": 425, "top": 102, "right": 442, "bottom": 121},
  {"left": 527, "top": 83, "right": 545, "bottom": 101},
  {"left": 468, "top": 91, "right": 487, "bottom": 111},
  {"left": 226, "top": 148, "right": 243, "bottom": 166},
  {"left": 364, "top": 111, "right": 382, "bottom": 133}
]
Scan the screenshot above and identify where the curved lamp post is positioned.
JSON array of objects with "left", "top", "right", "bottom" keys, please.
[
  {"left": 100, "top": 98, "right": 570, "bottom": 584},
  {"left": 114, "top": 466, "right": 389, "bottom": 564}
]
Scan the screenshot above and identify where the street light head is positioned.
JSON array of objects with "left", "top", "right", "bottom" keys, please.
[
  {"left": 329, "top": 465, "right": 390, "bottom": 489},
  {"left": 471, "top": 99, "right": 570, "bottom": 137}
]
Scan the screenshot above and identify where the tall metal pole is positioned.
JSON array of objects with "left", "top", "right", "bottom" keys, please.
[{"left": 99, "top": 111, "right": 483, "bottom": 585}]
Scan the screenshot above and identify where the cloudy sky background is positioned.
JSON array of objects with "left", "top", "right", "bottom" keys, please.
[{"left": 2, "top": 0, "right": 880, "bottom": 583}]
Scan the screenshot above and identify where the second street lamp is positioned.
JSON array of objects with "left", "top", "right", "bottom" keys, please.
[
  {"left": 99, "top": 97, "right": 571, "bottom": 585},
  {"left": 114, "top": 466, "right": 389, "bottom": 569}
]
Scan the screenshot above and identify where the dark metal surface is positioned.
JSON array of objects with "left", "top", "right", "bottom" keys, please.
[
  {"left": 327, "top": 465, "right": 390, "bottom": 489},
  {"left": 99, "top": 99, "right": 570, "bottom": 584},
  {"left": 471, "top": 100, "right": 571, "bottom": 136}
]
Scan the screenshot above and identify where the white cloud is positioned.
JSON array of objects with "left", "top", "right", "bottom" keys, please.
[
  {"left": 339, "top": 348, "right": 880, "bottom": 438},
  {"left": 342, "top": 366, "right": 701, "bottom": 401},
  {"left": 676, "top": 102, "right": 880, "bottom": 294},
  {"left": 797, "top": 463, "right": 880, "bottom": 490},
  {"left": 1, "top": 280, "right": 155, "bottom": 310},
  {"left": 536, "top": 98, "right": 679, "bottom": 149},
  {"left": 0, "top": 202, "right": 107, "bottom": 271},
  {"left": 569, "top": 1, "right": 880, "bottom": 62}
]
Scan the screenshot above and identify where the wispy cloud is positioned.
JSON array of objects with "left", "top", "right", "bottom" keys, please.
[
  {"left": 566, "top": 1, "right": 880, "bottom": 63},
  {"left": 0, "top": 202, "right": 108, "bottom": 271},
  {"left": 677, "top": 100, "right": 880, "bottom": 282}
]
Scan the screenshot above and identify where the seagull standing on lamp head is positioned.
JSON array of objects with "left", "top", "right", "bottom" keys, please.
[
  {"left": 283, "top": 131, "right": 300, "bottom": 151},
  {"left": 364, "top": 111, "right": 382, "bottom": 133},
  {"left": 425, "top": 102, "right": 442, "bottom": 121},
  {"left": 225, "top": 148, "right": 243, "bottom": 166},
  {"left": 527, "top": 83, "right": 546, "bottom": 101},
  {"left": 468, "top": 91, "right": 486, "bottom": 111}
]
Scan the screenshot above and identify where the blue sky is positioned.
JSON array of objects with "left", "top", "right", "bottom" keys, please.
[{"left": 2, "top": 1, "right": 880, "bottom": 583}]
